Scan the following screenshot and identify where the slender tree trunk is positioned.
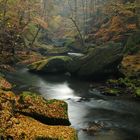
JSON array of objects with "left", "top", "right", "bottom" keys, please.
[
  {"left": 74, "top": 0, "right": 78, "bottom": 21},
  {"left": 81, "top": 0, "right": 86, "bottom": 38},
  {"left": 70, "top": 17, "right": 85, "bottom": 47},
  {"left": 85, "top": 0, "right": 88, "bottom": 35},
  {"left": 30, "top": 26, "right": 41, "bottom": 48}
]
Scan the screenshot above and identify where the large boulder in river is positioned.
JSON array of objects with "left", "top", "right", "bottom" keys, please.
[
  {"left": 68, "top": 42, "right": 123, "bottom": 78},
  {"left": 28, "top": 43, "right": 123, "bottom": 79},
  {"left": 28, "top": 56, "right": 73, "bottom": 73}
]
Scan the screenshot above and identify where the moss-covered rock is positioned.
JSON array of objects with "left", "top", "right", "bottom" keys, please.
[
  {"left": 103, "top": 77, "right": 140, "bottom": 97},
  {"left": 68, "top": 42, "right": 123, "bottom": 78},
  {"left": 135, "top": 88, "right": 140, "bottom": 97},
  {"left": 104, "top": 88, "right": 121, "bottom": 96},
  {"left": 28, "top": 56, "right": 73, "bottom": 73},
  {"left": 107, "top": 78, "right": 136, "bottom": 89},
  {"left": 17, "top": 92, "right": 70, "bottom": 125}
]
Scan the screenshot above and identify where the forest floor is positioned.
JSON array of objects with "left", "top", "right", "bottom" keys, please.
[{"left": 0, "top": 76, "right": 77, "bottom": 140}]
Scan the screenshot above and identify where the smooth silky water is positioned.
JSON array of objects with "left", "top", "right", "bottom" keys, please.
[{"left": 6, "top": 67, "right": 140, "bottom": 140}]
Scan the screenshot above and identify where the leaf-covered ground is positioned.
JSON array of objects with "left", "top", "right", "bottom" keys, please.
[
  {"left": 0, "top": 77, "right": 77, "bottom": 140},
  {"left": 16, "top": 92, "right": 70, "bottom": 125},
  {"left": 5, "top": 114, "right": 77, "bottom": 140}
]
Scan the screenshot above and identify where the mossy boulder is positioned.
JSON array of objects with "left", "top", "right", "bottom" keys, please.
[
  {"left": 68, "top": 42, "right": 123, "bottom": 78},
  {"left": 17, "top": 92, "right": 71, "bottom": 125},
  {"left": 135, "top": 88, "right": 140, "bottom": 97},
  {"left": 103, "top": 78, "right": 140, "bottom": 97},
  {"left": 104, "top": 88, "right": 121, "bottom": 96},
  {"left": 28, "top": 56, "right": 73, "bottom": 73}
]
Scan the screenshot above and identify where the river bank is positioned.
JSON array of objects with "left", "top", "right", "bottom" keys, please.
[
  {"left": 1, "top": 67, "right": 140, "bottom": 140},
  {"left": 0, "top": 76, "right": 77, "bottom": 140}
]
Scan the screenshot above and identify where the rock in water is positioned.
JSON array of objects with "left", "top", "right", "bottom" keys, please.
[
  {"left": 28, "top": 43, "right": 123, "bottom": 79},
  {"left": 28, "top": 56, "right": 73, "bottom": 73},
  {"left": 68, "top": 42, "right": 123, "bottom": 79}
]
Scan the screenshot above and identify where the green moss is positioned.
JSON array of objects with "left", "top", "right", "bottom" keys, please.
[
  {"left": 106, "top": 77, "right": 140, "bottom": 97},
  {"left": 19, "top": 91, "right": 39, "bottom": 103},
  {"left": 118, "top": 78, "right": 137, "bottom": 90},
  {"left": 28, "top": 56, "right": 73, "bottom": 72},
  {"left": 47, "top": 56, "right": 72, "bottom": 63},
  {"left": 46, "top": 99, "right": 58, "bottom": 104},
  {"left": 107, "top": 78, "right": 135, "bottom": 88},
  {"left": 105, "top": 88, "right": 120, "bottom": 95},
  {"left": 21, "top": 91, "right": 38, "bottom": 98},
  {"left": 107, "top": 79, "right": 118, "bottom": 85},
  {"left": 135, "top": 88, "right": 140, "bottom": 97},
  {"left": 59, "top": 102, "right": 68, "bottom": 115},
  {"left": 27, "top": 59, "right": 48, "bottom": 71}
]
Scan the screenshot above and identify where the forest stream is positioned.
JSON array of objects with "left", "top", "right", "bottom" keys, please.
[
  {"left": 1, "top": 0, "right": 140, "bottom": 139},
  {"left": 5, "top": 66, "right": 140, "bottom": 140}
]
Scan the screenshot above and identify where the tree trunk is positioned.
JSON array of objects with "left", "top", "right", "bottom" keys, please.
[
  {"left": 70, "top": 17, "right": 85, "bottom": 47},
  {"left": 30, "top": 26, "right": 41, "bottom": 48}
]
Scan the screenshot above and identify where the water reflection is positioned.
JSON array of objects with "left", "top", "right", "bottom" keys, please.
[{"left": 38, "top": 80, "right": 77, "bottom": 99}]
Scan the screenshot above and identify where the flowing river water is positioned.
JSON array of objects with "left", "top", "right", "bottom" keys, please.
[{"left": 6, "top": 66, "right": 140, "bottom": 140}]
